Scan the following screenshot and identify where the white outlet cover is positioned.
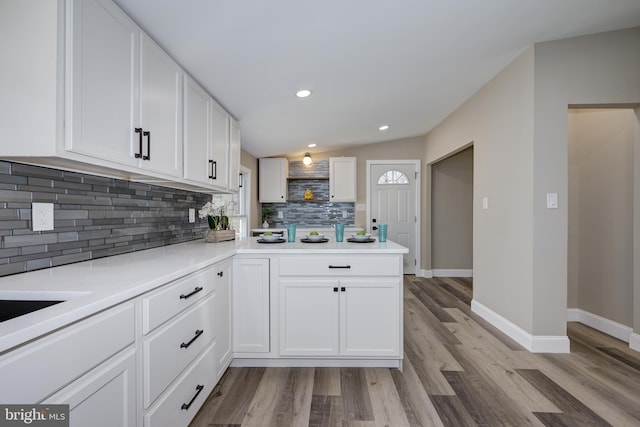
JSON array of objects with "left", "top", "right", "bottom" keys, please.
[
  {"left": 188, "top": 208, "right": 196, "bottom": 223},
  {"left": 32, "top": 202, "right": 54, "bottom": 231}
]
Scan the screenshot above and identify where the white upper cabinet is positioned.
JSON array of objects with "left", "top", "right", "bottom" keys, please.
[
  {"left": 228, "top": 118, "right": 242, "bottom": 192},
  {"left": 210, "top": 101, "right": 230, "bottom": 189},
  {"left": 138, "top": 34, "right": 183, "bottom": 177},
  {"left": 183, "top": 75, "right": 211, "bottom": 186},
  {"left": 329, "top": 157, "right": 357, "bottom": 202},
  {"left": 259, "top": 158, "right": 288, "bottom": 203},
  {"left": 183, "top": 76, "right": 240, "bottom": 191},
  {"left": 65, "top": 0, "right": 139, "bottom": 167},
  {"left": 67, "top": 0, "right": 183, "bottom": 178},
  {"left": 1, "top": 0, "right": 253, "bottom": 190}
]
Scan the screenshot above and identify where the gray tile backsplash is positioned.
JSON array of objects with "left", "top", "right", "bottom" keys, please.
[
  {"left": 0, "top": 161, "right": 211, "bottom": 277},
  {"left": 262, "top": 160, "right": 355, "bottom": 227}
]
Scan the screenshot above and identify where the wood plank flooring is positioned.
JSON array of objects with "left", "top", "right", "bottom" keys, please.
[{"left": 189, "top": 277, "right": 640, "bottom": 426}]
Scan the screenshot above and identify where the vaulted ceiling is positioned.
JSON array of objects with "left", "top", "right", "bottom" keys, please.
[{"left": 114, "top": 0, "right": 640, "bottom": 158}]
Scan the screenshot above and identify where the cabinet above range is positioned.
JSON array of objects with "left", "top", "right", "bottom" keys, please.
[{"left": 259, "top": 157, "right": 356, "bottom": 203}]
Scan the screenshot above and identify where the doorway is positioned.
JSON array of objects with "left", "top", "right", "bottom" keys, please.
[
  {"left": 430, "top": 147, "right": 474, "bottom": 278},
  {"left": 367, "top": 160, "right": 420, "bottom": 275},
  {"left": 567, "top": 108, "right": 637, "bottom": 346}
]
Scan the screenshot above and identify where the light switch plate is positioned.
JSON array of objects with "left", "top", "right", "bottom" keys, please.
[
  {"left": 482, "top": 197, "right": 489, "bottom": 210},
  {"left": 546, "top": 193, "right": 558, "bottom": 209},
  {"left": 32, "top": 202, "right": 54, "bottom": 231},
  {"left": 188, "top": 208, "right": 195, "bottom": 223}
]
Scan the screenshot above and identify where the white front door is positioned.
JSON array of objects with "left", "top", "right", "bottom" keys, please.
[{"left": 368, "top": 161, "right": 419, "bottom": 275}]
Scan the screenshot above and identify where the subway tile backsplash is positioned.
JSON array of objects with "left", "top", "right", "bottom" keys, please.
[{"left": 0, "top": 161, "right": 211, "bottom": 277}]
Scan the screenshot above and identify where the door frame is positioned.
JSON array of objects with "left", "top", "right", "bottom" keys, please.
[{"left": 366, "top": 160, "right": 421, "bottom": 275}]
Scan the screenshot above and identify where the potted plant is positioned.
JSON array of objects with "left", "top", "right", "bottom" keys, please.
[
  {"left": 262, "top": 207, "right": 273, "bottom": 228},
  {"left": 199, "top": 199, "right": 235, "bottom": 242}
]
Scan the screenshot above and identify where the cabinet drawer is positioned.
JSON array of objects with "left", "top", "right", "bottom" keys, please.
[
  {"left": 143, "top": 294, "right": 215, "bottom": 408},
  {"left": 142, "top": 265, "right": 217, "bottom": 334},
  {"left": 279, "top": 255, "right": 401, "bottom": 277},
  {"left": 0, "top": 302, "right": 135, "bottom": 403},
  {"left": 144, "top": 342, "right": 216, "bottom": 427}
]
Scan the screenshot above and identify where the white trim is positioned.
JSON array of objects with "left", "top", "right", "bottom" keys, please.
[
  {"left": 416, "top": 269, "right": 433, "bottom": 278},
  {"left": 366, "top": 160, "right": 421, "bottom": 275},
  {"left": 630, "top": 333, "right": 640, "bottom": 352},
  {"left": 471, "top": 299, "right": 570, "bottom": 353},
  {"left": 432, "top": 269, "right": 473, "bottom": 278},
  {"left": 566, "top": 308, "right": 632, "bottom": 343},
  {"left": 230, "top": 358, "right": 401, "bottom": 369}
]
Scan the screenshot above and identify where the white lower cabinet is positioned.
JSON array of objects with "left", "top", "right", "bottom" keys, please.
[
  {"left": 280, "top": 278, "right": 400, "bottom": 357},
  {"left": 44, "top": 347, "right": 137, "bottom": 427},
  {"left": 213, "top": 259, "right": 233, "bottom": 379},
  {"left": 233, "top": 258, "right": 270, "bottom": 353},
  {"left": 144, "top": 342, "right": 217, "bottom": 427}
]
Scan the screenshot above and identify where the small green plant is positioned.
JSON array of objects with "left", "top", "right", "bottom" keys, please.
[{"left": 262, "top": 207, "right": 273, "bottom": 222}]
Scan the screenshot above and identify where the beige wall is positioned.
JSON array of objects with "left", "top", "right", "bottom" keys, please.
[
  {"left": 568, "top": 109, "right": 635, "bottom": 326},
  {"left": 431, "top": 147, "right": 473, "bottom": 270},
  {"left": 288, "top": 136, "right": 429, "bottom": 266},
  {"left": 532, "top": 27, "right": 640, "bottom": 336},
  {"left": 423, "top": 27, "right": 640, "bottom": 340},
  {"left": 240, "top": 149, "right": 260, "bottom": 229},
  {"left": 426, "top": 47, "right": 536, "bottom": 333}
]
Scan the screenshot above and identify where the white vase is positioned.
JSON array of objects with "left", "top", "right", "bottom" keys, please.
[{"left": 262, "top": 220, "right": 269, "bottom": 228}]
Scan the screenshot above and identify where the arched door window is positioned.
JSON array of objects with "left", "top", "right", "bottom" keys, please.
[{"left": 377, "top": 170, "right": 409, "bottom": 185}]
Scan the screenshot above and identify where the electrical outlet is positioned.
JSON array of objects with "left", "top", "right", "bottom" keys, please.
[
  {"left": 188, "top": 208, "right": 196, "bottom": 223},
  {"left": 32, "top": 202, "right": 54, "bottom": 231},
  {"left": 342, "top": 210, "right": 348, "bottom": 219},
  {"left": 278, "top": 211, "right": 283, "bottom": 219}
]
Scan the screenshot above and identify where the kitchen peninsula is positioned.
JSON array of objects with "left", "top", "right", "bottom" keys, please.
[{"left": 0, "top": 237, "right": 407, "bottom": 426}]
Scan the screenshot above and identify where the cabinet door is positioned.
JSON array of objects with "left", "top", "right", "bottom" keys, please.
[
  {"left": 66, "top": 0, "right": 139, "bottom": 166},
  {"left": 233, "top": 258, "right": 270, "bottom": 353},
  {"left": 259, "top": 158, "right": 288, "bottom": 202},
  {"left": 183, "top": 75, "right": 211, "bottom": 185},
  {"left": 213, "top": 259, "right": 233, "bottom": 379},
  {"left": 210, "top": 101, "right": 230, "bottom": 189},
  {"left": 339, "top": 279, "right": 401, "bottom": 357},
  {"left": 330, "top": 157, "right": 357, "bottom": 202},
  {"left": 43, "top": 348, "right": 136, "bottom": 427},
  {"left": 228, "top": 118, "right": 241, "bottom": 192},
  {"left": 139, "top": 34, "right": 183, "bottom": 177},
  {"left": 280, "top": 279, "right": 340, "bottom": 356}
]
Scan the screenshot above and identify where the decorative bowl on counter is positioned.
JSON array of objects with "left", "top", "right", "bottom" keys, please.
[
  {"left": 260, "top": 233, "right": 281, "bottom": 242},
  {"left": 304, "top": 234, "right": 325, "bottom": 242},
  {"left": 350, "top": 233, "right": 372, "bottom": 241}
]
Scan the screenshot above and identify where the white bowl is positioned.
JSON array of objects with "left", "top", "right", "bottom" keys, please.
[
  {"left": 351, "top": 234, "right": 372, "bottom": 241},
  {"left": 260, "top": 234, "right": 281, "bottom": 242},
  {"left": 305, "top": 234, "right": 325, "bottom": 241}
]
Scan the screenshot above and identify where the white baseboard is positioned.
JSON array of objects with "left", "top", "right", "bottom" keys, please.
[
  {"left": 566, "top": 308, "right": 632, "bottom": 343},
  {"left": 416, "top": 269, "right": 433, "bottom": 278},
  {"left": 630, "top": 333, "right": 640, "bottom": 352},
  {"left": 471, "top": 299, "right": 570, "bottom": 353},
  {"left": 432, "top": 269, "right": 473, "bottom": 278},
  {"left": 231, "top": 358, "right": 401, "bottom": 369}
]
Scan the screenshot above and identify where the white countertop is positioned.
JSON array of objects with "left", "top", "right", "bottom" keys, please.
[{"left": 0, "top": 237, "right": 407, "bottom": 353}]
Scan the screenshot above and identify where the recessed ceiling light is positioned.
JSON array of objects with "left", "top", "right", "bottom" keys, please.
[
  {"left": 296, "top": 89, "right": 312, "bottom": 98},
  {"left": 307, "top": 143, "right": 317, "bottom": 148},
  {"left": 379, "top": 125, "right": 390, "bottom": 131}
]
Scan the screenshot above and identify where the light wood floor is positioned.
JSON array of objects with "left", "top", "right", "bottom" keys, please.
[{"left": 190, "top": 277, "right": 640, "bottom": 426}]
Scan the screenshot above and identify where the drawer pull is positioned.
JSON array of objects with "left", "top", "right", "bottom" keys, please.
[
  {"left": 328, "top": 265, "right": 351, "bottom": 269},
  {"left": 180, "top": 286, "right": 203, "bottom": 300},
  {"left": 181, "top": 384, "right": 204, "bottom": 411},
  {"left": 180, "top": 329, "right": 204, "bottom": 349}
]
